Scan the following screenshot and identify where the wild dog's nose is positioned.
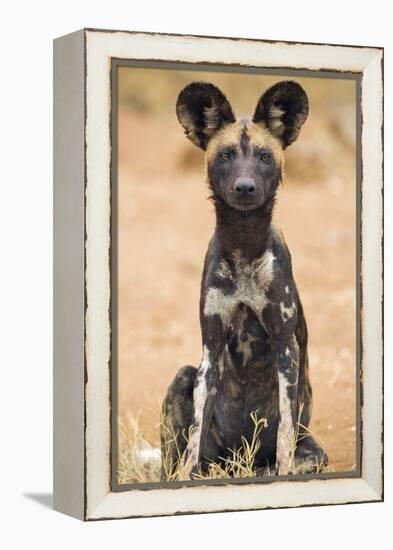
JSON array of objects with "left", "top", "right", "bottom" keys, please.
[{"left": 235, "top": 178, "right": 256, "bottom": 195}]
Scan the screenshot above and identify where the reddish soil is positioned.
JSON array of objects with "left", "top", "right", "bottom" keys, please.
[{"left": 117, "top": 106, "right": 357, "bottom": 473}]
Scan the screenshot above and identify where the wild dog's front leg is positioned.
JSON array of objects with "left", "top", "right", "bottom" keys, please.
[
  {"left": 181, "top": 314, "right": 226, "bottom": 478},
  {"left": 273, "top": 334, "right": 300, "bottom": 475}
]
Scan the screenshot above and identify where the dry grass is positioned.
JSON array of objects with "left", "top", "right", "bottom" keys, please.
[
  {"left": 161, "top": 410, "right": 270, "bottom": 481},
  {"left": 192, "top": 412, "right": 270, "bottom": 480},
  {"left": 118, "top": 404, "right": 332, "bottom": 484},
  {"left": 289, "top": 403, "right": 334, "bottom": 475},
  {"left": 118, "top": 412, "right": 161, "bottom": 484}
]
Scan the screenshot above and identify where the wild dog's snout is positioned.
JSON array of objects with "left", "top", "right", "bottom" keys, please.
[{"left": 234, "top": 178, "right": 256, "bottom": 196}]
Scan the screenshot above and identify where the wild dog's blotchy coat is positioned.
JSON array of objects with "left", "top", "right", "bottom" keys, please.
[{"left": 161, "top": 81, "right": 328, "bottom": 479}]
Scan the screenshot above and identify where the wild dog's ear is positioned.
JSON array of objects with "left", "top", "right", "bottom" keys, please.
[
  {"left": 253, "top": 81, "right": 308, "bottom": 148},
  {"left": 176, "top": 82, "right": 236, "bottom": 150}
]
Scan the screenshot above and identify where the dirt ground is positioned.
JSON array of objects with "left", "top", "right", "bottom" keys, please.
[{"left": 117, "top": 70, "right": 357, "bottom": 474}]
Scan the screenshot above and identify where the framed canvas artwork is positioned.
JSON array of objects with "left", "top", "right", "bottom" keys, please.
[{"left": 53, "top": 28, "right": 383, "bottom": 520}]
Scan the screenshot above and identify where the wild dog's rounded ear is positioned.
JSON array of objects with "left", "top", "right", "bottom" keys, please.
[
  {"left": 176, "top": 82, "right": 236, "bottom": 150},
  {"left": 252, "top": 81, "right": 309, "bottom": 148}
]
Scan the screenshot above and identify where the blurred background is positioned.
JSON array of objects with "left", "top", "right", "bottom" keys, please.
[{"left": 117, "top": 66, "right": 357, "bottom": 474}]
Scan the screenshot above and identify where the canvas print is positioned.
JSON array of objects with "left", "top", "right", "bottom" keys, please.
[{"left": 113, "top": 65, "right": 357, "bottom": 486}]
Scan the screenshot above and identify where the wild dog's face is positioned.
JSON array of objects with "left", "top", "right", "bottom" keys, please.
[{"left": 176, "top": 81, "right": 308, "bottom": 211}]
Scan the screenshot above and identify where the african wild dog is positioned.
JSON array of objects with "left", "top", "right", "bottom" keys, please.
[{"left": 161, "top": 80, "right": 328, "bottom": 479}]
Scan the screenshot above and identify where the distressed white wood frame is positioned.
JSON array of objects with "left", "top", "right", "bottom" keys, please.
[{"left": 54, "top": 29, "right": 383, "bottom": 521}]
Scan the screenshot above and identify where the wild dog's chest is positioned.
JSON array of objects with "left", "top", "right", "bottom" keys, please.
[{"left": 203, "top": 250, "right": 275, "bottom": 323}]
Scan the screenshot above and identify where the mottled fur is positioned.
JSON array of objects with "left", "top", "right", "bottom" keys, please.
[{"left": 161, "top": 81, "right": 327, "bottom": 479}]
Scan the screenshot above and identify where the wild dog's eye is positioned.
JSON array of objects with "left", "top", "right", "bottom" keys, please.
[
  {"left": 260, "top": 152, "right": 272, "bottom": 162},
  {"left": 221, "top": 152, "right": 231, "bottom": 161}
]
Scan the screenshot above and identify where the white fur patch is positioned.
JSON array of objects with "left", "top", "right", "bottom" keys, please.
[
  {"left": 280, "top": 300, "right": 297, "bottom": 322},
  {"left": 183, "top": 346, "right": 210, "bottom": 473},
  {"left": 285, "top": 285, "right": 290, "bottom": 294},
  {"left": 269, "top": 119, "right": 284, "bottom": 136},
  {"left": 269, "top": 106, "right": 285, "bottom": 137},
  {"left": 270, "top": 106, "right": 285, "bottom": 119},
  {"left": 276, "top": 334, "right": 300, "bottom": 475},
  {"left": 184, "top": 346, "right": 224, "bottom": 474},
  {"left": 204, "top": 250, "right": 275, "bottom": 325},
  {"left": 204, "top": 105, "right": 220, "bottom": 135},
  {"left": 203, "top": 286, "right": 235, "bottom": 324},
  {"left": 291, "top": 334, "right": 300, "bottom": 362},
  {"left": 216, "top": 260, "right": 233, "bottom": 281},
  {"left": 193, "top": 346, "right": 210, "bottom": 429},
  {"left": 276, "top": 371, "right": 295, "bottom": 475}
]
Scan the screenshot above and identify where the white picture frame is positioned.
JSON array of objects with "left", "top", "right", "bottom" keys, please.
[{"left": 53, "top": 28, "right": 383, "bottom": 520}]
